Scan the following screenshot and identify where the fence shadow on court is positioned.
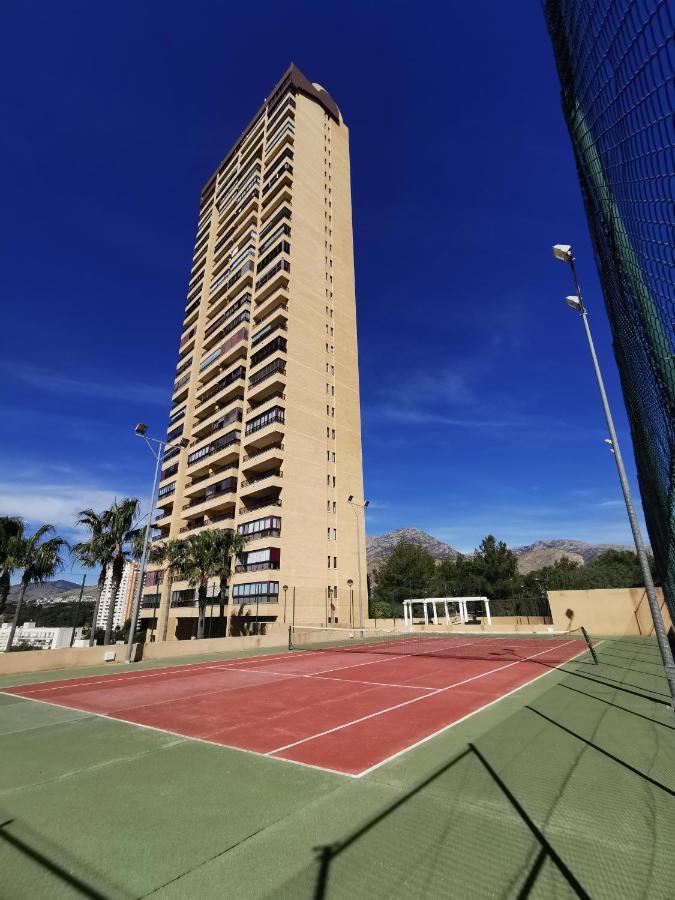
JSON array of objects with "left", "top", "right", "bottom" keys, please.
[{"left": 279, "top": 642, "right": 674, "bottom": 900}]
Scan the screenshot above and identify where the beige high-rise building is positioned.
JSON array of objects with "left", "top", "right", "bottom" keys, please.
[{"left": 140, "top": 65, "right": 367, "bottom": 640}]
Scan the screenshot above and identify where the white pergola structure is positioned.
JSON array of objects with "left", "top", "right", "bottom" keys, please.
[{"left": 402, "top": 597, "right": 491, "bottom": 629}]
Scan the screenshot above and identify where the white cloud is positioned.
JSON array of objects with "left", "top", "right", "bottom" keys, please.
[
  {"left": 4, "top": 362, "right": 169, "bottom": 406},
  {"left": 0, "top": 482, "right": 125, "bottom": 533}
]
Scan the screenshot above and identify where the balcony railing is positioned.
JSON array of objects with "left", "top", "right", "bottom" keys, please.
[
  {"left": 250, "top": 336, "right": 287, "bottom": 369},
  {"left": 247, "top": 393, "right": 285, "bottom": 413},
  {"left": 193, "top": 409, "right": 242, "bottom": 444},
  {"left": 180, "top": 327, "right": 196, "bottom": 348},
  {"left": 199, "top": 328, "right": 248, "bottom": 373},
  {"left": 245, "top": 407, "right": 284, "bottom": 436},
  {"left": 187, "top": 431, "right": 241, "bottom": 467},
  {"left": 255, "top": 259, "right": 290, "bottom": 293},
  {"left": 262, "top": 163, "right": 293, "bottom": 197},
  {"left": 235, "top": 561, "right": 280, "bottom": 573},
  {"left": 242, "top": 441, "right": 284, "bottom": 461},
  {"left": 240, "top": 470, "right": 282, "bottom": 488},
  {"left": 196, "top": 366, "right": 246, "bottom": 407},
  {"left": 259, "top": 206, "right": 291, "bottom": 242},
  {"left": 184, "top": 298, "right": 200, "bottom": 320},
  {"left": 173, "top": 373, "right": 190, "bottom": 392},
  {"left": 176, "top": 357, "right": 192, "bottom": 377},
  {"left": 204, "top": 295, "right": 251, "bottom": 340},
  {"left": 239, "top": 499, "right": 282, "bottom": 514},
  {"left": 251, "top": 322, "right": 287, "bottom": 348},
  {"left": 183, "top": 477, "right": 237, "bottom": 508},
  {"left": 160, "top": 463, "right": 179, "bottom": 481},
  {"left": 249, "top": 358, "right": 285, "bottom": 388}
]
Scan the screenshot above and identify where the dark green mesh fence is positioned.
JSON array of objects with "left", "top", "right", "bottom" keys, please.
[{"left": 545, "top": 0, "right": 675, "bottom": 619}]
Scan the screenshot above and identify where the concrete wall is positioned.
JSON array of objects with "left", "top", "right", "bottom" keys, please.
[
  {"left": 548, "top": 587, "right": 673, "bottom": 636},
  {"left": 0, "top": 631, "right": 290, "bottom": 676}
]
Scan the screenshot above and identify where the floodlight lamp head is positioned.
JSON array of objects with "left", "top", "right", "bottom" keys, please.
[
  {"left": 347, "top": 495, "right": 354, "bottom": 502},
  {"left": 604, "top": 438, "right": 613, "bottom": 446},
  {"left": 553, "top": 244, "right": 573, "bottom": 263},
  {"left": 364, "top": 500, "right": 370, "bottom": 508},
  {"left": 282, "top": 584, "right": 288, "bottom": 591},
  {"left": 135, "top": 423, "right": 148, "bottom": 436},
  {"left": 178, "top": 437, "right": 189, "bottom": 449},
  {"left": 347, "top": 578, "right": 353, "bottom": 586},
  {"left": 565, "top": 295, "right": 583, "bottom": 312}
]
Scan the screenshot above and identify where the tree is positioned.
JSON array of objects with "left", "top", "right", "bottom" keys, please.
[
  {"left": 0, "top": 516, "right": 23, "bottom": 618},
  {"left": 72, "top": 509, "right": 112, "bottom": 647},
  {"left": 372, "top": 542, "right": 436, "bottom": 619},
  {"left": 74, "top": 500, "right": 141, "bottom": 646},
  {"left": 154, "top": 531, "right": 228, "bottom": 639},
  {"left": 209, "top": 529, "right": 247, "bottom": 638},
  {"left": 470, "top": 535, "right": 518, "bottom": 599},
  {"left": 4, "top": 524, "right": 69, "bottom": 652}
]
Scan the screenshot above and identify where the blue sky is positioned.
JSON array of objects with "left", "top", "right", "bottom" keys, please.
[{"left": 1, "top": 1, "right": 641, "bottom": 581}]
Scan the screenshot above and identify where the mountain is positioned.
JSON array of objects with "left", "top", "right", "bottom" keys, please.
[
  {"left": 366, "top": 528, "right": 459, "bottom": 572},
  {"left": 366, "top": 530, "right": 629, "bottom": 575},
  {"left": 7, "top": 580, "right": 98, "bottom": 605},
  {"left": 512, "top": 540, "right": 629, "bottom": 573}
]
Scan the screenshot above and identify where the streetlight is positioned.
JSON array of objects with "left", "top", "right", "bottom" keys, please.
[
  {"left": 282, "top": 585, "right": 288, "bottom": 623},
  {"left": 347, "top": 496, "right": 368, "bottom": 636},
  {"left": 347, "top": 578, "right": 354, "bottom": 626},
  {"left": 553, "top": 244, "right": 675, "bottom": 709},
  {"left": 125, "top": 424, "right": 189, "bottom": 664}
]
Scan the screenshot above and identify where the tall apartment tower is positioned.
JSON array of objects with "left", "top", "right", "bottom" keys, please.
[{"left": 141, "top": 65, "right": 367, "bottom": 640}]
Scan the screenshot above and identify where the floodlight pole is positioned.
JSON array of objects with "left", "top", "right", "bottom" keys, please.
[
  {"left": 348, "top": 497, "right": 368, "bottom": 637},
  {"left": 125, "top": 432, "right": 186, "bottom": 664},
  {"left": 557, "top": 247, "right": 675, "bottom": 709}
]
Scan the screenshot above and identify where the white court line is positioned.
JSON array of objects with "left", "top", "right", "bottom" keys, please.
[
  {"left": 226, "top": 667, "right": 435, "bottom": 691},
  {"left": 3, "top": 647, "right": 329, "bottom": 696},
  {"left": 267, "top": 640, "right": 586, "bottom": 755},
  {"left": 6, "top": 691, "right": 356, "bottom": 779},
  {"left": 355, "top": 640, "right": 604, "bottom": 777}
]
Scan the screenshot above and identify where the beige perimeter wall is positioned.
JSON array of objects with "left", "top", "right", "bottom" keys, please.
[{"left": 548, "top": 587, "right": 673, "bottom": 636}]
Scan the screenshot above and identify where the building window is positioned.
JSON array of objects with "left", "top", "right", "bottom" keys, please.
[{"left": 232, "top": 582, "right": 279, "bottom": 604}]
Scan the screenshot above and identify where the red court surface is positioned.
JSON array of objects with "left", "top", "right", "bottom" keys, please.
[{"left": 2, "top": 635, "right": 592, "bottom": 776}]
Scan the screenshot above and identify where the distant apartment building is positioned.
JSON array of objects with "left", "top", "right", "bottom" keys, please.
[
  {"left": 96, "top": 561, "right": 138, "bottom": 631},
  {"left": 141, "top": 65, "right": 367, "bottom": 640},
  {"left": 0, "top": 623, "right": 83, "bottom": 652}
]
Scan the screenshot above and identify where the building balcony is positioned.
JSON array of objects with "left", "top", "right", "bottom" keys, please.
[
  {"left": 183, "top": 463, "right": 238, "bottom": 497},
  {"left": 241, "top": 440, "right": 284, "bottom": 465},
  {"left": 182, "top": 477, "right": 237, "bottom": 515},
  {"left": 187, "top": 430, "right": 241, "bottom": 476},
  {"left": 179, "top": 510, "right": 235, "bottom": 535},
  {"left": 183, "top": 298, "right": 201, "bottom": 329},
  {"left": 172, "top": 372, "right": 191, "bottom": 403},
  {"left": 235, "top": 560, "right": 281, "bottom": 574},
  {"left": 250, "top": 320, "right": 287, "bottom": 349},
  {"left": 194, "top": 366, "right": 246, "bottom": 418},
  {"left": 253, "top": 291, "right": 289, "bottom": 326},
  {"left": 254, "top": 259, "right": 290, "bottom": 303},
  {"left": 198, "top": 329, "right": 248, "bottom": 383},
  {"left": 238, "top": 494, "right": 282, "bottom": 516},
  {"left": 191, "top": 405, "right": 243, "bottom": 442},
  {"left": 179, "top": 326, "right": 196, "bottom": 353},
  {"left": 247, "top": 359, "right": 286, "bottom": 405}
]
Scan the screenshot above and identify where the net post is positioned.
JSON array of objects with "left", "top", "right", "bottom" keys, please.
[{"left": 580, "top": 626, "right": 598, "bottom": 665}]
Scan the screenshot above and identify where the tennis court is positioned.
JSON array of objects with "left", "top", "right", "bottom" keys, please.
[{"left": 2, "top": 628, "right": 595, "bottom": 776}]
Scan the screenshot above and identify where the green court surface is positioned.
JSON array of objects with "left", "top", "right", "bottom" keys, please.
[{"left": 0, "top": 637, "right": 673, "bottom": 898}]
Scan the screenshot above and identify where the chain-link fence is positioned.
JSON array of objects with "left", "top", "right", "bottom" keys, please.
[{"left": 544, "top": 0, "right": 675, "bottom": 620}]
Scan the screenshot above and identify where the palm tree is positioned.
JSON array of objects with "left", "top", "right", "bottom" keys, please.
[
  {"left": 4, "top": 524, "right": 69, "bottom": 652},
  {"left": 154, "top": 531, "right": 225, "bottom": 639},
  {"left": 101, "top": 499, "right": 141, "bottom": 645},
  {"left": 72, "top": 509, "right": 112, "bottom": 647},
  {"left": 211, "top": 529, "right": 247, "bottom": 638},
  {"left": 0, "top": 516, "right": 23, "bottom": 618},
  {"left": 73, "top": 499, "right": 141, "bottom": 646}
]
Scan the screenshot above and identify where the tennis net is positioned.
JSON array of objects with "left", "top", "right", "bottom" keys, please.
[{"left": 287, "top": 625, "right": 598, "bottom": 665}]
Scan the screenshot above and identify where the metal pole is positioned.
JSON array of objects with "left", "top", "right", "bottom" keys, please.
[
  {"left": 69, "top": 574, "right": 87, "bottom": 647},
  {"left": 125, "top": 443, "right": 162, "bottom": 663},
  {"left": 255, "top": 595, "right": 259, "bottom": 635},
  {"left": 568, "top": 257, "right": 675, "bottom": 708},
  {"left": 292, "top": 586, "right": 296, "bottom": 628},
  {"left": 350, "top": 502, "right": 365, "bottom": 637}
]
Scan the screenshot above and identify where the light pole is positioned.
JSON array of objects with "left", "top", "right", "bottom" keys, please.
[
  {"left": 125, "top": 424, "right": 189, "bottom": 664},
  {"left": 347, "top": 578, "right": 354, "bottom": 627},
  {"left": 553, "top": 244, "right": 675, "bottom": 709},
  {"left": 347, "top": 496, "right": 368, "bottom": 636},
  {"left": 282, "top": 585, "right": 288, "bottom": 623}
]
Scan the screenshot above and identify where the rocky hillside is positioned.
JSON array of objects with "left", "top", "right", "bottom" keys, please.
[
  {"left": 366, "top": 529, "right": 628, "bottom": 574},
  {"left": 513, "top": 540, "right": 628, "bottom": 573},
  {"left": 8, "top": 580, "right": 99, "bottom": 605},
  {"left": 366, "top": 528, "right": 459, "bottom": 573}
]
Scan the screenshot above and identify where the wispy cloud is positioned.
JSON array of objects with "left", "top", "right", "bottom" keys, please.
[
  {"left": 0, "top": 481, "right": 124, "bottom": 533},
  {"left": 4, "top": 362, "right": 169, "bottom": 406}
]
